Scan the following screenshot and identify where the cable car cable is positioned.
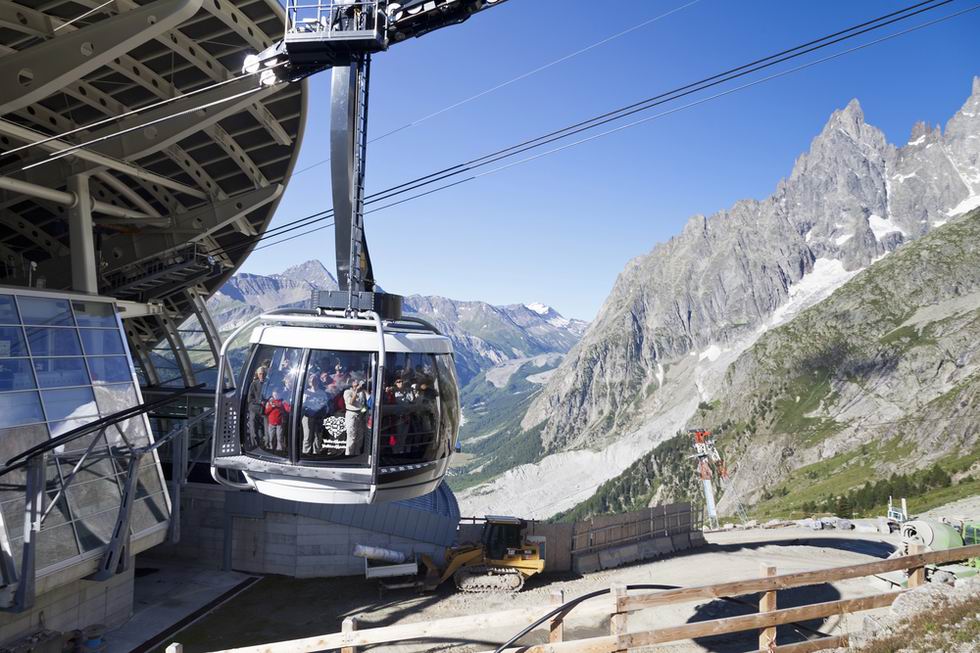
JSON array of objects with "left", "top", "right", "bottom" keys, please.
[
  {"left": 202, "top": 0, "right": 971, "bottom": 259},
  {"left": 211, "top": 0, "right": 956, "bottom": 252},
  {"left": 289, "top": 0, "right": 943, "bottom": 181}
]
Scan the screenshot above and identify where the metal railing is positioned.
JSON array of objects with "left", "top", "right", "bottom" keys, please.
[
  {"left": 0, "top": 384, "right": 203, "bottom": 613},
  {"left": 285, "top": 0, "right": 383, "bottom": 38}
]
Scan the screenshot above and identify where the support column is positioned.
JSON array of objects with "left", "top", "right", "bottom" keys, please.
[{"left": 68, "top": 174, "right": 98, "bottom": 294}]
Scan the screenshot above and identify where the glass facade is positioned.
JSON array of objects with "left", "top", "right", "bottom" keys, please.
[{"left": 0, "top": 292, "right": 169, "bottom": 573}]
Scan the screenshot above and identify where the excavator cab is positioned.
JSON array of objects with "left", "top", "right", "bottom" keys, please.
[{"left": 482, "top": 516, "right": 525, "bottom": 560}]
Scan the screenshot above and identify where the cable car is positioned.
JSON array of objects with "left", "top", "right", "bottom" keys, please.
[{"left": 211, "top": 302, "right": 460, "bottom": 504}]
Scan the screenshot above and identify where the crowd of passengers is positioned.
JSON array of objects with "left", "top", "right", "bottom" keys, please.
[{"left": 245, "top": 359, "right": 439, "bottom": 460}]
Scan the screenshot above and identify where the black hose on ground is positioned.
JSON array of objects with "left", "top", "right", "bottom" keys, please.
[{"left": 492, "top": 583, "right": 830, "bottom": 652}]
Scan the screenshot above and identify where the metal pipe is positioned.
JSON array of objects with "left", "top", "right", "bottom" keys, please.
[{"left": 0, "top": 175, "right": 153, "bottom": 219}]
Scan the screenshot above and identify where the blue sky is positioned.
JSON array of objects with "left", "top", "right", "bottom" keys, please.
[{"left": 241, "top": 0, "right": 980, "bottom": 320}]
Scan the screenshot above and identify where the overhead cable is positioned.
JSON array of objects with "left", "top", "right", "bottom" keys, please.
[
  {"left": 3, "top": 62, "right": 285, "bottom": 158},
  {"left": 204, "top": 0, "right": 968, "bottom": 258}
]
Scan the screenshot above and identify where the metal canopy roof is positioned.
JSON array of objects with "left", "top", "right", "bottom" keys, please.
[{"left": 0, "top": 0, "right": 306, "bottom": 357}]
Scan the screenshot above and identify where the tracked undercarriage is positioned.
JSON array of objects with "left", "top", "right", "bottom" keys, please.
[{"left": 453, "top": 565, "right": 526, "bottom": 593}]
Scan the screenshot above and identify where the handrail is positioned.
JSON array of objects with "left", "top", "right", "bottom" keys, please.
[{"left": 0, "top": 383, "right": 204, "bottom": 476}]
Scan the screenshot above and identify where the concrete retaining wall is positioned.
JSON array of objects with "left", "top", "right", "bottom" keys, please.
[{"left": 0, "top": 560, "right": 134, "bottom": 647}]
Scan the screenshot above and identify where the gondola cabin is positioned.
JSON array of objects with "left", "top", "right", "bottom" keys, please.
[{"left": 211, "top": 308, "right": 459, "bottom": 504}]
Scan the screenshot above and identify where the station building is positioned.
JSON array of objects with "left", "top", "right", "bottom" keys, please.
[{"left": 0, "top": 0, "right": 459, "bottom": 646}]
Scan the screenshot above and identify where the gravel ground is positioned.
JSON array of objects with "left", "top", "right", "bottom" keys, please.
[{"left": 165, "top": 527, "right": 903, "bottom": 653}]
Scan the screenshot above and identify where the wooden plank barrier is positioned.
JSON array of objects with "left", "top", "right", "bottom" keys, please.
[
  {"left": 620, "top": 543, "right": 980, "bottom": 611},
  {"left": 191, "top": 543, "right": 980, "bottom": 653}
]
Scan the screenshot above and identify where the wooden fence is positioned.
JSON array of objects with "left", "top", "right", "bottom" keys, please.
[
  {"left": 459, "top": 503, "right": 698, "bottom": 573},
  {"left": 169, "top": 543, "right": 980, "bottom": 653}
]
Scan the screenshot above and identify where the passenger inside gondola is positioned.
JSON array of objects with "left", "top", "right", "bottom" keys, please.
[
  {"left": 379, "top": 353, "right": 440, "bottom": 465},
  {"left": 297, "top": 349, "right": 375, "bottom": 463}
]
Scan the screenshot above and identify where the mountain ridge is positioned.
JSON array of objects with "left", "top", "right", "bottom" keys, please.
[{"left": 457, "top": 76, "right": 980, "bottom": 519}]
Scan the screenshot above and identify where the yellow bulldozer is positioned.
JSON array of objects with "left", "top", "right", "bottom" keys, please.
[{"left": 422, "top": 515, "right": 545, "bottom": 592}]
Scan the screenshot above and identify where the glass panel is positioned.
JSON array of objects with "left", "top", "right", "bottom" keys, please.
[
  {"left": 0, "top": 326, "right": 28, "bottom": 357},
  {"left": 50, "top": 419, "right": 100, "bottom": 455},
  {"left": 25, "top": 327, "right": 82, "bottom": 357},
  {"left": 32, "top": 358, "right": 89, "bottom": 388},
  {"left": 17, "top": 296, "right": 74, "bottom": 326},
  {"left": 435, "top": 354, "right": 460, "bottom": 459},
  {"left": 380, "top": 352, "right": 441, "bottom": 466},
  {"left": 72, "top": 301, "right": 117, "bottom": 328},
  {"left": 118, "top": 456, "right": 168, "bottom": 534},
  {"left": 240, "top": 346, "right": 302, "bottom": 458},
  {"left": 87, "top": 357, "right": 132, "bottom": 384},
  {"left": 0, "top": 358, "right": 36, "bottom": 391},
  {"left": 95, "top": 383, "right": 151, "bottom": 448},
  {"left": 37, "top": 522, "right": 80, "bottom": 570},
  {"left": 0, "top": 391, "right": 45, "bottom": 427},
  {"left": 79, "top": 329, "right": 125, "bottom": 356},
  {"left": 297, "top": 350, "right": 376, "bottom": 463},
  {"left": 40, "top": 387, "right": 98, "bottom": 422},
  {"left": 63, "top": 450, "right": 123, "bottom": 553},
  {"left": 0, "top": 295, "right": 18, "bottom": 324}
]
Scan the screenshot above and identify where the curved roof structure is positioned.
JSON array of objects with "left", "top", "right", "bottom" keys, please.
[{"left": 0, "top": 0, "right": 306, "bottom": 364}]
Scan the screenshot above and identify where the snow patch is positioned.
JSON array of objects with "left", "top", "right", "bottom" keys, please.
[
  {"left": 868, "top": 214, "right": 906, "bottom": 240},
  {"left": 763, "top": 258, "right": 863, "bottom": 331},
  {"left": 656, "top": 363, "right": 665, "bottom": 388},
  {"left": 525, "top": 302, "right": 551, "bottom": 315},
  {"left": 835, "top": 233, "right": 853, "bottom": 246},
  {"left": 908, "top": 135, "right": 926, "bottom": 146},
  {"left": 947, "top": 194, "right": 980, "bottom": 216},
  {"left": 698, "top": 344, "right": 723, "bottom": 362},
  {"left": 891, "top": 172, "right": 917, "bottom": 182},
  {"left": 527, "top": 369, "right": 556, "bottom": 385}
]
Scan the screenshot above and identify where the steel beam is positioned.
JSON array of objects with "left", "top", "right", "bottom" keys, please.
[
  {"left": 0, "top": 120, "right": 208, "bottom": 200},
  {"left": 12, "top": 456, "right": 43, "bottom": 612},
  {"left": 0, "top": 0, "right": 204, "bottom": 116},
  {"left": 101, "top": 184, "right": 282, "bottom": 270},
  {"left": 77, "top": 78, "right": 280, "bottom": 164},
  {"left": 91, "top": 453, "right": 141, "bottom": 581}
]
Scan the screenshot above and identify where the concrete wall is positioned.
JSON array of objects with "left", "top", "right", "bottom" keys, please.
[
  {"left": 153, "top": 484, "right": 450, "bottom": 577},
  {"left": 231, "top": 514, "right": 445, "bottom": 577},
  {"left": 151, "top": 484, "right": 228, "bottom": 566},
  {"left": 0, "top": 560, "right": 134, "bottom": 647}
]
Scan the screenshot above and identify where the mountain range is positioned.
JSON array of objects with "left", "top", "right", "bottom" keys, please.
[{"left": 456, "top": 76, "right": 980, "bottom": 519}]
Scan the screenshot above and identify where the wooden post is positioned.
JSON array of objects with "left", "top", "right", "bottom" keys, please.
[
  {"left": 759, "top": 564, "right": 777, "bottom": 651},
  {"left": 549, "top": 590, "right": 565, "bottom": 643},
  {"left": 907, "top": 544, "right": 926, "bottom": 588},
  {"left": 341, "top": 616, "right": 358, "bottom": 653},
  {"left": 611, "top": 585, "right": 628, "bottom": 652},
  {"left": 165, "top": 645, "right": 183, "bottom": 653}
]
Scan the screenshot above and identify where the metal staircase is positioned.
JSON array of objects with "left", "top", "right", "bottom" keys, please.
[{"left": 102, "top": 245, "right": 217, "bottom": 302}]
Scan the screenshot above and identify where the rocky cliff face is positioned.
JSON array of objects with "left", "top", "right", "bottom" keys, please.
[
  {"left": 459, "top": 78, "right": 980, "bottom": 519},
  {"left": 561, "top": 207, "right": 980, "bottom": 521},
  {"left": 404, "top": 295, "right": 587, "bottom": 384}
]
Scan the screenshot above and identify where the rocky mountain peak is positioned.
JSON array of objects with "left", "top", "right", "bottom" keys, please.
[
  {"left": 908, "top": 120, "right": 940, "bottom": 144},
  {"left": 276, "top": 259, "right": 338, "bottom": 290}
]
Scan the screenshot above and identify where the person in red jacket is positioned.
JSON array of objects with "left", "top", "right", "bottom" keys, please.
[{"left": 264, "top": 390, "right": 291, "bottom": 452}]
